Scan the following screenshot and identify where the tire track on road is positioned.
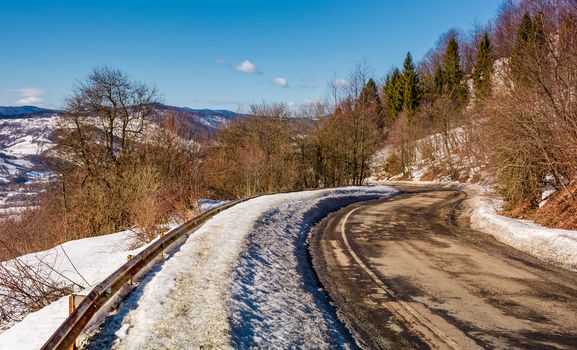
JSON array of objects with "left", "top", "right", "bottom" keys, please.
[{"left": 339, "top": 207, "right": 480, "bottom": 350}]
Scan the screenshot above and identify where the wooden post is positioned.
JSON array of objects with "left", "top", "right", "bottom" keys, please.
[
  {"left": 68, "top": 294, "right": 86, "bottom": 350},
  {"left": 127, "top": 255, "right": 134, "bottom": 285},
  {"left": 160, "top": 231, "right": 165, "bottom": 258},
  {"left": 68, "top": 294, "right": 75, "bottom": 316},
  {"left": 68, "top": 294, "right": 76, "bottom": 350}
]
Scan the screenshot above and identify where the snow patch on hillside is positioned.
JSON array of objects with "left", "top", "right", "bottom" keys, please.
[
  {"left": 370, "top": 125, "right": 484, "bottom": 184},
  {"left": 466, "top": 185, "right": 577, "bottom": 271},
  {"left": 0, "top": 230, "right": 154, "bottom": 350},
  {"left": 0, "top": 116, "right": 55, "bottom": 158},
  {"left": 0, "top": 115, "right": 56, "bottom": 217}
]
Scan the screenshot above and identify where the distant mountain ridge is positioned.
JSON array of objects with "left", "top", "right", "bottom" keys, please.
[
  {"left": 0, "top": 104, "right": 244, "bottom": 214},
  {"left": 150, "top": 103, "right": 244, "bottom": 131},
  {"left": 0, "top": 104, "right": 244, "bottom": 132},
  {"left": 0, "top": 106, "right": 59, "bottom": 119}
]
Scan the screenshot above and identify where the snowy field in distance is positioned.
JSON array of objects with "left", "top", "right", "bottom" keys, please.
[{"left": 0, "top": 115, "right": 56, "bottom": 217}]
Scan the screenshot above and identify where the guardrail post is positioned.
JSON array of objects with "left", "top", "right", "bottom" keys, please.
[
  {"left": 68, "top": 294, "right": 86, "bottom": 350},
  {"left": 127, "top": 255, "right": 134, "bottom": 285},
  {"left": 160, "top": 231, "right": 166, "bottom": 258}
]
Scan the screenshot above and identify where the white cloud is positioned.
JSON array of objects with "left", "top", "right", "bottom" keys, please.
[
  {"left": 301, "top": 98, "right": 319, "bottom": 106},
  {"left": 286, "top": 99, "right": 321, "bottom": 108},
  {"left": 332, "top": 78, "right": 348, "bottom": 87},
  {"left": 13, "top": 87, "right": 45, "bottom": 97},
  {"left": 16, "top": 96, "right": 43, "bottom": 105},
  {"left": 209, "top": 100, "right": 244, "bottom": 110},
  {"left": 299, "top": 76, "right": 316, "bottom": 90},
  {"left": 273, "top": 77, "right": 288, "bottom": 88},
  {"left": 216, "top": 59, "right": 228, "bottom": 65},
  {"left": 235, "top": 60, "right": 259, "bottom": 74},
  {"left": 6, "top": 87, "right": 45, "bottom": 106}
]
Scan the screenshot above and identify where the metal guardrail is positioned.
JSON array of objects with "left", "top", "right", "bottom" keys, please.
[{"left": 40, "top": 197, "right": 251, "bottom": 350}]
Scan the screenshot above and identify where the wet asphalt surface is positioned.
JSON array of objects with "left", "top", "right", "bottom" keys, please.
[{"left": 311, "top": 186, "right": 577, "bottom": 349}]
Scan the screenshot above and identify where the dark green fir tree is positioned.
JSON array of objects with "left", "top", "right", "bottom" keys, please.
[
  {"left": 358, "top": 78, "right": 384, "bottom": 128},
  {"left": 384, "top": 68, "right": 404, "bottom": 118},
  {"left": 510, "top": 12, "right": 533, "bottom": 85},
  {"left": 443, "top": 36, "right": 467, "bottom": 104},
  {"left": 473, "top": 32, "right": 494, "bottom": 101},
  {"left": 433, "top": 64, "right": 444, "bottom": 96},
  {"left": 402, "top": 52, "right": 421, "bottom": 113}
]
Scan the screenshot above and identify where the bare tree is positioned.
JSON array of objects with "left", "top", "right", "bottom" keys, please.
[
  {"left": 206, "top": 103, "right": 298, "bottom": 197},
  {"left": 488, "top": 1, "right": 577, "bottom": 217},
  {"left": 55, "top": 67, "right": 159, "bottom": 187},
  {"left": 47, "top": 68, "right": 162, "bottom": 235}
]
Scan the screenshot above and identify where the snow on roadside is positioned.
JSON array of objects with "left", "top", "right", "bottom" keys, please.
[
  {"left": 85, "top": 186, "right": 397, "bottom": 349},
  {"left": 228, "top": 188, "right": 396, "bottom": 348},
  {"left": 466, "top": 185, "right": 577, "bottom": 271},
  {"left": 0, "top": 230, "right": 156, "bottom": 350},
  {"left": 198, "top": 198, "right": 229, "bottom": 211}
]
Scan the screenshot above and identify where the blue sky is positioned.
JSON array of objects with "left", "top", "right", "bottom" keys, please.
[{"left": 0, "top": 0, "right": 502, "bottom": 111}]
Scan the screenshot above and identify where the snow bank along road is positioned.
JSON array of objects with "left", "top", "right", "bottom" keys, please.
[
  {"left": 82, "top": 186, "right": 397, "bottom": 349},
  {"left": 312, "top": 186, "right": 577, "bottom": 349}
]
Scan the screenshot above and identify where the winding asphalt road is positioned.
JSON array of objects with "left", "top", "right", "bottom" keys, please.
[{"left": 311, "top": 186, "right": 577, "bottom": 349}]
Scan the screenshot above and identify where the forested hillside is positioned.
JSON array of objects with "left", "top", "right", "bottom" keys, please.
[
  {"left": 376, "top": 0, "right": 577, "bottom": 229},
  {"left": 208, "top": 0, "right": 577, "bottom": 229}
]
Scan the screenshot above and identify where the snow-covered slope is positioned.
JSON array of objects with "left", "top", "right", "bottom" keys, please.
[
  {"left": 465, "top": 185, "right": 577, "bottom": 272},
  {"left": 0, "top": 113, "right": 56, "bottom": 217},
  {"left": 0, "top": 229, "right": 154, "bottom": 349},
  {"left": 0, "top": 114, "right": 55, "bottom": 183}
]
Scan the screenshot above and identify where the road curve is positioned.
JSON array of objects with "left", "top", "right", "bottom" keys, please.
[{"left": 310, "top": 187, "right": 577, "bottom": 349}]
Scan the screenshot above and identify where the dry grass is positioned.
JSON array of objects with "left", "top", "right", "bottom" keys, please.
[{"left": 531, "top": 181, "right": 577, "bottom": 230}]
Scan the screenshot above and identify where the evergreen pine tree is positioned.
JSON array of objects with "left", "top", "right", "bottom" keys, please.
[
  {"left": 510, "top": 12, "right": 533, "bottom": 84},
  {"left": 384, "top": 68, "right": 404, "bottom": 118},
  {"left": 443, "top": 36, "right": 467, "bottom": 104},
  {"left": 530, "top": 12, "right": 547, "bottom": 56},
  {"left": 358, "top": 78, "right": 384, "bottom": 128},
  {"left": 402, "top": 52, "right": 421, "bottom": 113},
  {"left": 433, "top": 65, "right": 444, "bottom": 95},
  {"left": 473, "top": 32, "right": 494, "bottom": 101},
  {"left": 358, "top": 79, "right": 381, "bottom": 111}
]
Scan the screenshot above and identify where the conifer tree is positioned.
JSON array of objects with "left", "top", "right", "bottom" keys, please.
[
  {"left": 443, "top": 36, "right": 467, "bottom": 104},
  {"left": 402, "top": 52, "right": 421, "bottom": 113},
  {"left": 358, "top": 78, "right": 384, "bottom": 128},
  {"left": 433, "top": 65, "right": 444, "bottom": 95},
  {"left": 384, "top": 68, "right": 404, "bottom": 118},
  {"left": 510, "top": 12, "right": 533, "bottom": 84},
  {"left": 530, "top": 12, "right": 547, "bottom": 56},
  {"left": 358, "top": 79, "right": 382, "bottom": 112},
  {"left": 473, "top": 32, "right": 494, "bottom": 101}
]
